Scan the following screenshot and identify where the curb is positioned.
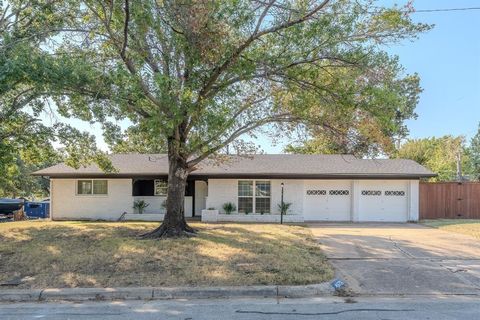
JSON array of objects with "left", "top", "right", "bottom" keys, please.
[{"left": 0, "top": 283, "right": 335, "bottom": 302}]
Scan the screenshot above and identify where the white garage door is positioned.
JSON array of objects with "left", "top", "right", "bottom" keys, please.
[
  {"left": 358, "top": 180, "right": 408, "bottom": 222},
  {"left": 304, "top": 180, "right": 352, "bottom": 221}
]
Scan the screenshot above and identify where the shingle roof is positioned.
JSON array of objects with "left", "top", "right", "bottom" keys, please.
[{"left": 33, "top": 154, "right": 436, "bottom": 179}]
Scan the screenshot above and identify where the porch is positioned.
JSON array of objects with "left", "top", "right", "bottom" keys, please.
[{"left": 124, "top": 178, "right": 208, "bottom": 221}]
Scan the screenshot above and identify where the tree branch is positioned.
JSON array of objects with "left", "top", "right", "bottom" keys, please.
[
  {"left": 187, "top": 113, "right": 298, "bottom": 168},
  {"left": 120, "top": 0, "right": 130, "bottom": 59},
  {"left": 197, "top": 0, "right": 331, "bottom": 101}
]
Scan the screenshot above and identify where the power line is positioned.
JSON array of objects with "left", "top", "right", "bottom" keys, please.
[{"left": 413, "top": 7, "right": 480, "bottom": 13}]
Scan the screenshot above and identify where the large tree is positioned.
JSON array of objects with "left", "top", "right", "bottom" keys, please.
[
  {"left": 42, "top": 0, "right": 428, "bottom": 237},
  {"left": 1, "top": 0, "right": 118, "bottom": 191},
  {"left": 1, "top": 1, "right": 53, "bottom": 180}
]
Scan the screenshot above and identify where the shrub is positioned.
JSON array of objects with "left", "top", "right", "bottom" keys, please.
[
  {"left": 278, "top": 202, "right": 292, "bottom": 215},
  {"left": 222, "top": 202, "right": 236, "bottom": 214},
  {"left": 133, "top": 200, "right": 149, "bottom": 214}
]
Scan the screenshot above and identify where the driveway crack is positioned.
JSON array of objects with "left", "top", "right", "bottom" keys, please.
[{"left": 389, "top": 236, "right": 415, "bottom": 258}]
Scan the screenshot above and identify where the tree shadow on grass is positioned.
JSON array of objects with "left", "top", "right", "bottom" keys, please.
[{"left": 0, "top": 222, "right": 333, "bottom": 289}]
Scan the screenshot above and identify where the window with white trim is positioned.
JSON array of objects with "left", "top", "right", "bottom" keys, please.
[
  {"left": 154, "top": 180, "right": 168, "bottom": 196},
  {"left": 77, "top": 180, "right": 108, "bottom": 195},
  {"left": 238, "top": 180, "right": 253, "bottom": 213},
  {"left": 255, "top": 181, "right": 271, "bottom": 214},
  {"left": 238, "top": 180, "right": 271, "bottom": 214}
]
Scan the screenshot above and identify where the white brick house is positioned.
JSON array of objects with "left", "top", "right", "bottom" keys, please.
[{"left": 34, "top": 154, "right": 435, "bottom": 222}]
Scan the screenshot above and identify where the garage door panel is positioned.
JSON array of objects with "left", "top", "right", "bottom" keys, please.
[
  {"left": 358, "top": 180, "right": 408, "bottom": 222},
  {"left": 304, "top": 180, "right": 352, "bottom": 221}
]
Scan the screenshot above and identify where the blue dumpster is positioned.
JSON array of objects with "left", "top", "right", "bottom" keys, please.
[{"left": 24, "top": 201, "right": 50, "bottom": 219}]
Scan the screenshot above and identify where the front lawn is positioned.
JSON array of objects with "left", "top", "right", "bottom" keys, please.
[
  {"left": 0, "top": 221, "right": 333, "bottom": 289},
  {"left": 422, "top": 219, "right": 480, "bottom": 240}
]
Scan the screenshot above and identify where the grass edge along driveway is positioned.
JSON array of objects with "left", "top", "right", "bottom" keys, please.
[
  {"left": 422, "top": 219, "right": 480, "bottom": 240},
  {"left": 0, "top": 221, "right": 333, "bottom": 289}
]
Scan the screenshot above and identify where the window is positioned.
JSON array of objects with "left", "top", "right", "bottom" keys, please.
[
  {"left": 238, "top": 180, "right": 271, "bottom": 214},
  {"left": 361, "top": 190, "right": 381, "bottom": 196},
  {"left": 238, "top": 181, "right": 253, "bottom": 213},
  {"left": 255, "top": 181, "right": 271, "bottom": 214},
  {"left": 77, "top": 180, "right": 108, "bottom": 195},
  {"left": 329, "top": 190, "right": 349, "bottom": 196},
  {"left": 307, "top": 190, "right": 326, "bottom": 196},
  {"left": 154, "top": 180, "right": 168, "bottom": 196},
  {"left": 385, "top": 191, "right": 405, "bottom": 196}
]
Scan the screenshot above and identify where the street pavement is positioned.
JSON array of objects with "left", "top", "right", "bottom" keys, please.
[{"left": 1, "top": 296, "right": 480, "bottom": 319}]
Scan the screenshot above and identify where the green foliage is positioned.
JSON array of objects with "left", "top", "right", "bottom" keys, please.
[
  {"left": 0, "top": 143, "right": 61, "bottom": 198},
  {"left": 104, "top": 123, "right": 166, "bottom": 154},
  {"left": 133, "top": 200, "right": 149, "bottom": 214},
  {"left": 396, "top": 136, "right": 473, "bottom": 182},
  {"left": 222, "top": 202, "right": 236, "bottom": 214},
  {"left": 284, "top": 61, "right": 422, "bottom": 158},
  {"left": 0, "top": 0, "right": 116, "bottom": 190},
  {"left": 278, "top": 202, "right": 292, "bottom": 215},
  {"left": 40, "top": 0, "right": 429, "bottom": 167},
  {"left": 469, "top": 124, "right": 480, "bottom": 180}
]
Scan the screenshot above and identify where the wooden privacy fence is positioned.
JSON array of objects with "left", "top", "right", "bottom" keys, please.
[{"left": 420, "top": 182, "right": 480, "bottom": 219}]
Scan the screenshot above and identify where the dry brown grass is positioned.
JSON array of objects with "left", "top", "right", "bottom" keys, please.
[
  {"left": 0, "top": 221, "right": 333, "bottom": 289},
  {"left": 422, "top": 219, "right": 480, "bottom": 240}
]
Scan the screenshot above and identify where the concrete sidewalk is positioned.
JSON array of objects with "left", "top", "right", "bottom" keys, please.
[{"left": 0, "top": 283, "right": 334, "bottom": 302}]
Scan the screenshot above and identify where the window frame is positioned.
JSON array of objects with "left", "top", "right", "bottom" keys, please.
[
  {"left": 154, "top": 179, "right": 168, "bottom": 196},
  {"left": 238, "top": 180, "right": 254, "bottom": 214},
  {"left": 76, "top": 179, "right": 108, "bottom": 196},
  {"left": 237, "top": 180, "right": 271, "bottom": 214}
]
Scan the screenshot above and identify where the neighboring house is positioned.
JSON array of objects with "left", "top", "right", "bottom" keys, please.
[{"left": 33, "top": 154, "right": 435, "bottom": 222}]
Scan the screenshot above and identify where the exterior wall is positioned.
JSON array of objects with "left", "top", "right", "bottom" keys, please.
[
  {"left": 206, "top": 178, "right": 420, "bottom": 222},
  {"left": 51, "top": 179, "right": 133, "bottom": 221},
  {"left": 271, "top": 180, "right": 304, "bottom": 215},
  {"left": 51, "top": 179, "right": 193, "bottom": 220},
  {"left": 206, "top": 179, "right": 304, "bottom": 215},
  {"left": 50, "top": 177, "right": 420, "bottom": 222},
  {"left": 206, "top": 179, "right": 238, "bottom": 212}
]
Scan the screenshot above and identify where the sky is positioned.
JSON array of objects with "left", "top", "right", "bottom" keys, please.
[{"left": 42, "top": 0, "right": 480, "bottom": 154}]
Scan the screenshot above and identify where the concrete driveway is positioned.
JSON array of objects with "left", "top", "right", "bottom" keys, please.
[{"left": 309, "top": 223, "right": 480, "bottom": 295}]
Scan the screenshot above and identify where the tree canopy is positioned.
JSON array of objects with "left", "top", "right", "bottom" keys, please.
[
  {"left": 396, "top": 136, "right": 473, "bottom": 182},
  {"left": 3, "top": 0, "right": 430, "bottom": 236},
  {"left": 0, "top": 0, "right": 118, "bottom": 196}
]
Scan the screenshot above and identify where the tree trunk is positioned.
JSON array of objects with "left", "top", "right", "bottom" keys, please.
[{"left": 140, "top": 142, "right": 196, "bottom": 239}]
